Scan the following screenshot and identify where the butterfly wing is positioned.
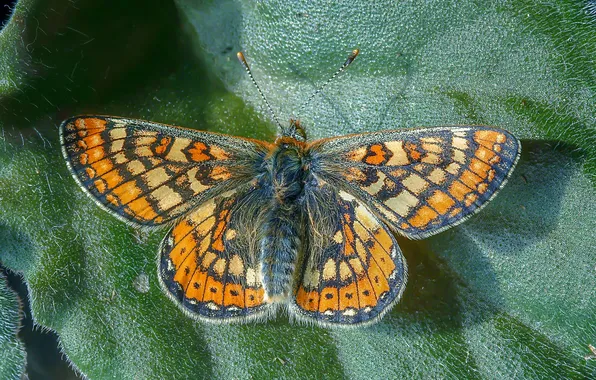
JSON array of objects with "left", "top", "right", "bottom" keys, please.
[
  {"left": 159, "top": 186, "right": 273, "bottom": 321},
  {"left": 307, "top": 126, "right": 520, "bottom": 239},
  {"left": 290, "top": 180, "right": 407, "bottom": 326},
  {"left": 60, "top": 116, "right": 271, "bottom": 226}
]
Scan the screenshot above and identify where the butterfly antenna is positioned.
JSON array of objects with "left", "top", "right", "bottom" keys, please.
[
  {"left": 237, "top": 52, "right": 283, "bottom": 130},
  {"left": 298, "top": 48, "right": 360, "bottom": 114}
]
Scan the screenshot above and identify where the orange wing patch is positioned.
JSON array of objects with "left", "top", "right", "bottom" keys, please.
[
  {"left": 159, "top": 189, "right": 271, "bottom": 321},
  {"left": 308, "top": 126, "right": 520, "bottom": 239},
  {"left": 292, "top": 183, "right": 407, "bottom": 325},
  {"left": 60, "top": 116, "right": 269, "bottom": 226}
]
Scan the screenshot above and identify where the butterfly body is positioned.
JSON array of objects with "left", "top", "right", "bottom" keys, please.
[
  {"left": 60, "top": 115, "right": 520, "bottom": 326},
  {"left": 259, "top": 133, "right": 307, "bottom": 301}
]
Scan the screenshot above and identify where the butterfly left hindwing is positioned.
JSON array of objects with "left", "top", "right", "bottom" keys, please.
[{"left": 159, "top": 186, "right": 274, "bottom": 322}]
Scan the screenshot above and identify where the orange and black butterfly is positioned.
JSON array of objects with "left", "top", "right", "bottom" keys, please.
[{"left": 60, "top": 50, "right": 520, "bottom": 326}]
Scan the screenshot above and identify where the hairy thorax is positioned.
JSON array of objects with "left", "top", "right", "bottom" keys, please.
[{"left": 269, "top": 137, "right": 307, "bottom": 204}]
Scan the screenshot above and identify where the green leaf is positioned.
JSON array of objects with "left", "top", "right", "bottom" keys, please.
[
  {"left": 1, "top": 0, "right": 595, "bottom": 378},
  {"left": 0, "top": 272, "right": 26, "bottom": 379}
]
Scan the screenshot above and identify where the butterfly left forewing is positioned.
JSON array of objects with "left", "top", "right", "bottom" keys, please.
[
  {"left": 308, "top": 126, "right": 520, "bottom": 239},
  {"left": 60, "top": 115, "right": 271, "bottom": 226},
  {"left": 291, "top": 180, "right": 407, "bottom": 326}
]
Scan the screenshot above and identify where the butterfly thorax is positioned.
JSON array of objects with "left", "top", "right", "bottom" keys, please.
[{"left": 269, "top": 136, "right": 307, "bottom": 204}]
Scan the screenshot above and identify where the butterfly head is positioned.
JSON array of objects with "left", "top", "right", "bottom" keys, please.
[
  {"left": 275, "top": 119, "right": 307, "bottom": 151},
  {"left": 287, "top": 118, "right": 307, "bottom": 142}
]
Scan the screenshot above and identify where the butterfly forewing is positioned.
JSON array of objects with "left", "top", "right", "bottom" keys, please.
[
  {"left": 291, "top": 180, "right": 407, "bottom": 325},
  {"left": 307, "top": 126, "right": 520, "bottom": 239},
  {"left": 159, "top": 187, "right": 273, "bottom": 321},
  {"left": 60, "top": 116, "right": 271, "bottom": 226}
]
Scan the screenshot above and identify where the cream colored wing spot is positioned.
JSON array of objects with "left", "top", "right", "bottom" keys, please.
[
  {"left": 384, "top": 190, "right": 419, "bottom": 217},
  {"left": 165, "top": 137, "right": 192, "bottom": 162},
  {"left": 401, "top": 173, "right": 428, "bottom": 195},
  {"left": 384, "top": 141, "right": 409, "bottom": 166},
  {"left": 322, "top": 259, "right": 337, "bottom": 281}
]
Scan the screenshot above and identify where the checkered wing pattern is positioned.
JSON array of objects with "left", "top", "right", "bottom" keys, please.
[
  {"left": 291, "top": 180, "right": 406, "bottom": 325},
  {"left": 307, "top": 126, "right": 520, "bottom": 239},
  {"left": 159, "top": 188, "right": 273, "bottom": 321},
  {"left": 60, "top": 116, "right": 271, "bottom": 226}
]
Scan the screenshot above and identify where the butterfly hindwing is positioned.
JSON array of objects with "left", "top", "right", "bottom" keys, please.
[
  {"left": 60, "top": 116, "right": 271, "bottom": 226},
  {"left": 308, "top": 126, "right": 520, "bottom": 239},
  {"left": 159, "top": 187, "right": 273, "bottom": 321},
  {"left": 291, "top": 180, "right": 407, "bottom": 325}
]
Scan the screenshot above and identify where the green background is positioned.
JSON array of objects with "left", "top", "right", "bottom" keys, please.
[
  {"left": 0, "top": 0, "right": 595, "bottom": 378},
  {"left": 0, "top": 273, "right": 26, "bottom": 378}
]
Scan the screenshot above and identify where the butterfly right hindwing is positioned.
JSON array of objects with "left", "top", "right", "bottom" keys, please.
[{"left": 291, "top": 179, "right": 407, "bottom": 325}]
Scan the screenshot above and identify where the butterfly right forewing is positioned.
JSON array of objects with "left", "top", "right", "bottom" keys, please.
[{"left": 307, "top": 126, "right": 520, "bottom": 239}]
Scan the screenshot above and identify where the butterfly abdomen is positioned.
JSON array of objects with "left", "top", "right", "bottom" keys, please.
[{"left": 260, "top": 203, "right": 302, "bottom": 301}]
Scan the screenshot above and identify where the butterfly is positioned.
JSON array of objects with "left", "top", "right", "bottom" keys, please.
[{"left": 59, "top": 50, "right": 520, "bottom": 326}]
